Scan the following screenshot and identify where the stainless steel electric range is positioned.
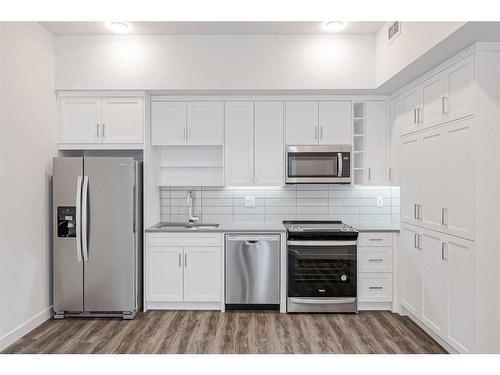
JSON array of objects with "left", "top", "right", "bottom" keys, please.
[{"left": 284, "top": 221, "right": 359, "bottom": 313}]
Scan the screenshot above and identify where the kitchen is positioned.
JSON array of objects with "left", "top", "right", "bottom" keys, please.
[{"left": 1, "top": 4, "right": 500, "bottom": 372}]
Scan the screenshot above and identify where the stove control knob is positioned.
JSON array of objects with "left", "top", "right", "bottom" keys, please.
[{"left": 341, "top": 274, "right": 347, "bottom": 282}]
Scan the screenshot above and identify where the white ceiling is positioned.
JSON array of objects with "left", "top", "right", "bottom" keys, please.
[{"left": 41, "top": 21, "right": 385, "bottom": 35}]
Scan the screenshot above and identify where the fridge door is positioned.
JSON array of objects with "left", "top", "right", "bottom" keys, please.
[
  {"left": 53, "top": 157, "right": 84, "bottom": 312},
  {"left": 83, "top": 157, "right": 136, "bottom": 312}
]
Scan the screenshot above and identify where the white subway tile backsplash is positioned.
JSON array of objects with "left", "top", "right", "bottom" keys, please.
[{"left": 158, "top": 185, "right": 400, "bottom": 225}]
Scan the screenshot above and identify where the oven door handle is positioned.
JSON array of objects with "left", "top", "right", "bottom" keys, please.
[
  {"left": 287, "top": 240, "right": 357, "bottom": 246},
  {"left": 289, "top": 297, "right": 357, "bottom": 305}
]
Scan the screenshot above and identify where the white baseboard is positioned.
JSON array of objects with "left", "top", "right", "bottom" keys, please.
[
  {"left": 358, "top": 301, "right": 393, "bottom": 311},
  {"left": 145, "top": 301, "right": 221, "bottom": 311},
  {"left": 0, "top": 306, "right": 53, "bottom": 352}
]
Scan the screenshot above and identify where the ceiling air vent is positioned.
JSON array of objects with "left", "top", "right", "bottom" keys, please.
[{"left": 387, "top": 21, "right": 401, "bottom": 44}]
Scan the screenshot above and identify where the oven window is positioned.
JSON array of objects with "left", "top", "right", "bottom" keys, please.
[
  {"left": 288, "top": 153, "right": 338, "bottom": 177},
  {"left": 288, "top": 245, "right": 357, "bottom": 298}
]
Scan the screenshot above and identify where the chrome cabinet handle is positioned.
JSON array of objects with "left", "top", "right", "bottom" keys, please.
[
  {"left": 369, "top": 286, "right": 383, "bottom": 290},
  {"left": 368, "top": 258, "right": 384, "bottom": 262},
  {"left": 369, "top": 238, "right": 383, "bottom": 242},
  {"left": 184, "top": 253, "right": 187, "bottom": 268},
  {"left": 414, "top": 203, "right": 418, "bottom": 219},
  {"left": 413, "top": 108, "right": 417, "bottom": 124},
  {"left": 188, "top": 127, "right": 191, "bottom": 141},
  {"left": 75, "top": 176, "right": 83, "bottom": 263},
  {"left": 389, "top": 167, "right": 393, "bottom": 182},
  {"left": 178, "top": 253, "right": 182, "bottom": 267},
  {"left": 96, "top": 123, "right": 100, "bottom": 138},
  {"left": 441, "top": 207, "right": 448, "bottom": 226},
  {"left": 320, "top": 126, "right": 323, "bottom": 140},
  {"left": 441, "top": 242, "right": 448, "bottom": 261},
  {"left": 183, "top": 126, "right": 186, "bottom": 140},
  {"left": 442, "top": 96, "right": 449, "bottom": 115},
  {"left": 368, "top": 167, "right": 371, "bottom": 181},
  {"left": 414, "top": 233, "right": 418, "bottom": 249},
  {"left": 102, "top": 123, "right": 106, "bottom": 138}
]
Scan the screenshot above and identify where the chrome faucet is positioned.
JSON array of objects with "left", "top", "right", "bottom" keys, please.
[{"left": 187, "top": 190, "right": 200, "bottom": 224}]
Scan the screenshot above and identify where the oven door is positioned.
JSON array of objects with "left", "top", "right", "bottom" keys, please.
[{"left": 288, "top": 240, "right": 357, "bottom": 298}]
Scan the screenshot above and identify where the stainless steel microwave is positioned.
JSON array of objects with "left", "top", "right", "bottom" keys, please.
[{"left": 285, "top": 145, "right": 352, "bottom": 184}]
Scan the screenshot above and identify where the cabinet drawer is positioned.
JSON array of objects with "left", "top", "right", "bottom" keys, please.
[
  {"left": 358, "top": 233, "right": 393, "bottom": 247},
  {"left": 358, "top": 247, "right": 393, "bottom": 273},
  {"left": 146, "top": 232, "right": 221, "bottom": 247},
  {"left": 358, "top": 273, "right": 393, "bottom": 302}
]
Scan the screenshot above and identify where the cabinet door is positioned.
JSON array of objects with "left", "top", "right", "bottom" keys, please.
[
  {"left": 101, "top": 98, "right": 144, "bottom": 144},
  {"left": 421, "top": 73, "right": 447, "bottom": 129},
  {"left": 187, "top": 102, "right": 223, "bottom": 145},
  {"left": 445, "top": 55, "right": 474, "bottom": 122},
  {"left": 255, "top": 101, "right": 284, "bottom": 186},
  {"left": 285, "top": 101, "right": 318, "bottom": 145},
  {"left": 387, "top": 98, "right": 400, "bottom": 185},
  {"left": 400, "top": 225, "right": 422, "bottom": 317},
  {"left": 59, "top": 98, "right": 100, "bottom": 144},
  {"left": 446, "top": 237, "right": 474, "bottom": 353},
  {"left": 183, "top": 247, "right": 220, "bottom": 302},
  {"left": 224, "top": 102, "right": 254, "bottom": 186},
  {"left": 365, "top": 101, "right": 387, "bottom": 185},
  {"left": 420, "top": 128, "right": 448, "bottom": 231},
  {"left": 151, "top": 102, "right": 187, "bottom": 145},
  {"left": 400, "top": 135, "right": 420, "bottom": 224},
  {"left": 145, "top": 247, "right": 183, "bottom": 301},
  {"left": 400, "top": 87, "right": 421, "bottom": 135},
  {"left": 446, "top": 119, "right": 474, "bottom": 239},
  {"left": 421, "top": 231, "right": 447, "bottom": 336},
  {"left": 318, "top": 101, "right": 352, "bottom": 145}
]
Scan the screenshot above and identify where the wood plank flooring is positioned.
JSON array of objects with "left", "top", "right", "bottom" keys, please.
[{"left": 2, "top": 310, "right": 446, "bottom": 354}]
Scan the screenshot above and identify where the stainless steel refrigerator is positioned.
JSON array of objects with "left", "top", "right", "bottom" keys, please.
[{"left": 52, "top": 157, "right": 142, "bottom": 319}]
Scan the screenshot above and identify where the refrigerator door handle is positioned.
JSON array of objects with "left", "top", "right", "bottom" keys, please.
[
  {"left": 81, "top": 176, "right": 89, "bottom": 262},
  {"left": 75, "top": 176, "right": 83, "bottom": 263}
]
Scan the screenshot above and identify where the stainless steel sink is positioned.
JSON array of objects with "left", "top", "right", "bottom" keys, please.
[{"left": 151, "top": 222, "right": 220, "bottom": 230}]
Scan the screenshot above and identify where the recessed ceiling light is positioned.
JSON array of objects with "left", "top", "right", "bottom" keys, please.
[
  {"left": 323, "top": 21, "right": 345, "bottom": 32},
  {"left": 108, "top": 22, "right": 129, "bottom": 33}
]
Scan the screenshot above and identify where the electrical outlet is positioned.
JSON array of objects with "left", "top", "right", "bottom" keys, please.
[
  {"left": 245, "top": 196, "right": 256, "bottom": 207},
  {"left": 376, "top": 196, "right": 384, "bottom": 207}
]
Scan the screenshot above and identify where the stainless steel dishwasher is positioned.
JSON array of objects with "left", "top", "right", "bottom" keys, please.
[{"left": 225, "top": 234, "right": 280, "bottom": 309}]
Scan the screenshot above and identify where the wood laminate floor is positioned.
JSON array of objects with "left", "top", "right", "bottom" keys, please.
[{"left": 2, "top": 310, "right": 446, "bottom": 354}]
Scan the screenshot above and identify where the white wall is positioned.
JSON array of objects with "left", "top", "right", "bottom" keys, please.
[
  {"left": 375, "top": 22, "right": 465, "bottom": 87},
  {"left": 0, "top": 22, "right": 57, "bottom": 351},
  {"left": 55, "top": 34, "right": 375, "bottom": 90}
]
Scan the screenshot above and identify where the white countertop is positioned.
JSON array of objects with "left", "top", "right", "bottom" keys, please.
[{"left": 146, "top": 221, "right": 399, "bottom": 233}]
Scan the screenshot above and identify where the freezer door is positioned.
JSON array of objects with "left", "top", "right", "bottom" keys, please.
[
  {"left": 53, "top": 157, "right": 84, "bottom": 312},
  {"left": 83, "top": 157, "right": 136, "bottom": 312}
]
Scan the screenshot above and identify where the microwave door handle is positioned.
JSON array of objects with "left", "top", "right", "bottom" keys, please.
[{"left": 337, "top": 153, "right": 343, "bottom": 177}]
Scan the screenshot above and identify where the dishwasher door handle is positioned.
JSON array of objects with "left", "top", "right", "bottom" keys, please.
[{"left": 226, "top": 235, "right": 280, "bottom": 242}]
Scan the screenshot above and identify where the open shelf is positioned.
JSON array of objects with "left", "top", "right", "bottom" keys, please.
[{"left": 352, "top": 102, "right": 366, "bottom": 185}]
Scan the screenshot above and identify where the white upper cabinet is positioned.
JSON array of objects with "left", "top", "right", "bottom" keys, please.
[
  {"left": 187, "top": 102, "right": 223, "bottom": 145},
  {"left": 59, "top": 98, "right": 101, "bottom": 144},
  {"left": 399, "top": 87, "right": 422, "bottom": 135},
  {"left": 318, "top": 101, "right": 352, "bottom": 145},
  {"left": 445, "top": 54, "right": 474, "bottom": 123},
  {"left": 285, "top": 101, "right": 318, "bottom": 145},
  {"left": 399, "top": 54, "right": 474, "bottom": 136},
  {"left": 421, "top": 73, "right": 447, "bottom": 128},
  {"left": 151, "top": 101, "right": 223, "bottom": 145},
  {"left": 365, "top": 101, "right": 387, "bottom": 185},
  {"left": 225, "top": 101, "right": 284, "bottom": 187},
  {"left": 224, "top": 102, "right": 255, "bottom": 186},
  {"left": 151, "top": 102, "right": 187, "bottom": 145},
  {"left": 254, "top": 101, "right": 284, "bottom": 186},
  {"left": 101, "top": 98, "right": 144, "bottom": 144},
  {"left": 387, "top": 97, "right": 400, "bottom": 185},
  {"left": 58, "top": 96, "right": 144, "bottom": 147}
]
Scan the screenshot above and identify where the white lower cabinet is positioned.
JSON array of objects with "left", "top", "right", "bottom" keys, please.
[
  {"left": 400, "top": 224, "right": 474, "bottom": 353},
  {"left": 357, "top": 232, "right": 394, "bottom": 308},
  {"left": 145, "top": 233, "right": 222, "bottom": 308}
]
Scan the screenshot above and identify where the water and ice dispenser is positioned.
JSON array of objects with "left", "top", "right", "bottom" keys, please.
[{"left": 57, "top": 206, "right": 77, "bottom": 238}]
